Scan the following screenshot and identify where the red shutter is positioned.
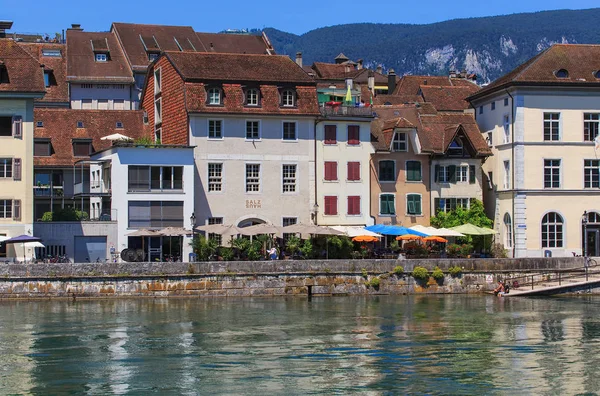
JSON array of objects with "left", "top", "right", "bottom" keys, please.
[
  {"left": 347, "top": 162, "right": 360, "bottom": 181},
  {"left": 324, "top": 125, "right": 337, "bottom": 144},
  {"left": 347, "top": 196, "right": 360, "bottom": 215},
  {"left": 324, "top": 196, "right": 338, "bottom": 215},
  {"left": 325, "top": 162, "right": 337, "bottom": 181},
  {"left": 324, "top": 162, "right": 331, "bottom": 180},
  {"left": 348, "top": 125, "right": 359, "bottom": 145}
]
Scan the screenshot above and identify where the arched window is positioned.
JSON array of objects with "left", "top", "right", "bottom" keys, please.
[
  {"left": 282, "top": 89, "right": 295, "bottom": 107},
  {"left": 504, "top": 213, "right": 512, "bottom": 248},
  {"left": 554, "top": 69, "right": 569, "bottom": 78},
  {"left": 542, "top": 212, "right": 564, "bottom": 248},
  {"left": 587, "top": 212, "right": 600, "bottom": 224},
  {"left": 245, "top": 88, "right": 259, "bottom": 106},
  {"left": 207, "top": 88, "right": 221, "bottom": 105}
]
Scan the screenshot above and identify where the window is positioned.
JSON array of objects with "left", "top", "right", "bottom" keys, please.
[
  {"left": 154, "top": 128, "right": 161, "bottom": 143},
  {"left": 491, "top": 102, "right": 496, "bottom": 111},
  {"left": 434, "top": 198, "right": 470, "bottom": 213},
  {"left": 479, "top": 106, "right": 483, "bottom": 115},
  {"left": 148, "top": 53, "right": 159, "bottom": 62},
  {"left": 283, "top": 217, "right": 297, "bottom": 227},
  {"left": 324, "top": 196, "right": 338, "bottom": 215},
  {"left": 36, "top": 121, "right": 44, "bottom": 128},
  {"left": 12, "top": 200, "right": 20, "bottom": 221},
  {"left": 114, "top": 100, "right": 125, "bottom": 110},
  {"left": 555, "top": 69, "right": 569, "bottom": 78},
  {"left": 324, "top": 125, "right": 337, "bottom": 144},
  {"left": 347, "top": 162, "right": 360, "bottom": 181},
  {"left": 457, "top": 165, "right": 468, "bottom": 182},
  {"left": 246, "top": 121, "right": 260, "bottom": 140},
  {"left": 95, "top": 53, "right": 108, "bottom": 62},
  {"left": 0, "top": 117, "right": 11, "bottom": 136},
  {"left": 208, "top": 217, "right": 223, "bottom": 225},
  {"left": 504, "top": 98, "right": 509, "bottom": 106},
  {"left": 129, "top": 166, "right": 183, "bottom": 192},
  {"left": 42, "top": 49, "right": 61, "bottom": 57},
  {"left": 406, "top": 194, "right": 422, "bottom": 215},
  {"left": 406, "top": 161, "right": 422, "bottom": 182},
  {"left": 116, "top": 121, "right": 123, "bottom": 129},
  {"left": 447, "top": 139, "right": 464, "bottom": 157},
  {"left": 208, "top": 120, "right": 222, "bottom": 139},
  {"left": 246, "top": 164, "right": 260, "bottom": 192},
  {"left": 544, "top": 113, "right": 560, "bottom": 141},
  {"left": 584, "top": 160, "right": 600, "bottom": 188},
  {"left": 77, "top": 120, "right": 84, "bottom": 128},
  {"left": 81, "top": 99, "right": 92, "bottom": 109},
  {"left": 73, "top": 141, "right": 92, "bottom": 157},
  {"left": 44, "top": 71, "right": 50, "bottom": 87},
  {"left": 503, "top": 161, "right": 510, "bottom": 189},
  {"left": 282, "top": 164, "right": 297, "bottom": 193},
  {"left": 208, "top": 163, "right": 223, "bottom": 192},
  {"left": 347, "top": 125, "right": 360, "bottom": 145},
  {"left": 128, "top": 201, "right": 184, "bottom": 228},
  {"left": 154, "top": 68, "right": 161, "bottom": 95},
  {"left": 34, "top": 140, "right": 51, "bottom": 156},
  {"left": 13, "top": 159, "right": 21, "bottom": 181},
  {"left": 154, "top": 98, "right": 162, "bottom": 124},
  {"left": 503, "top": 114, "right": 510, "bottom": 143},
  {"left": 347, "top": 196, "right": 360, "bottom": 215},
  {"left": 0, "top": 158, "right": 12, "bottom": 178},
  {"left": 392, "top": 132, "right": 407, "bottom": 151},
  {"left": 584, "top": 113, "right": 600, "bottom": 142},
  {"left": 379, "top": 194, "right": 395, "bottom": 215},
  {"left": 81, "top": 84, "right": 93, "bottom": 89},
  {"left": 11, "top": 116, "right": 22, "bottom": 138},
  {"left": 324, "top": 161, "right": 338, "bottom": 181},
  {"left": 541, "top": 212, "right": 563, "bottom": 248},
  {"left": 283, "top": 122, "right": 297, "bottom": 140},
  {"left": 378, "top": 160, "right": 395, "bottom": 182},
  {"left": 207, "top": 217, "right": 223, "bottom": 244},
  {"left": 544, "top": 159, "right": 561, "bottom": 188},
  {"left": 504, "top": 213, "right": 512, "bottom": 248},
  {"left": 245, "top": 88, "right": 259, "bottom": 106},
  {"left": 0, "top": 200, "right": 12, "bottom": 219},
  {"left": 436, "top": 165, "right": 451, "bottom": 183},
  {"left": 208, "top": 88, "right": 222, "bottom": 105},
  {"left": 282, "top": 89, "right": 295, "bottom": 107}
]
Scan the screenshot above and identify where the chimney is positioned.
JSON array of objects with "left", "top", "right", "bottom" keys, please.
[
  {"left": 376, "top": 64, "right": 383, "bottom": 74},
  {"left": 295, "top": 52, "right": 303, "bottom": 68},
  {"left": 368, "top": 70, "right": 375, "bottom": 92},
  {"left": 388, "top": 69, "right": 397, "bottom": 94},
  {"left": 68, "top": 23, "right": 83, "bottom": 31},
  {"left": 0, "top": 21, "right": 14, "bottom": 38},
  {"left": 449, "top": 70, "right": 457, "bottom": 78},
  {"left": 357, "top": 59, "right": 363, "bottom": 70}
]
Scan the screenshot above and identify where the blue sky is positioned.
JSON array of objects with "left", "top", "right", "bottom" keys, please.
[{"left": 3, "top": 1, "right": 599, "bottom": 35}]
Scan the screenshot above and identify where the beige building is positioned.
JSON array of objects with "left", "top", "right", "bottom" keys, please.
[
  {"left": 0, "top": 37, "right": 45, "bottom": 260},
  {"left": 469, "top": 44, "right": 600, "bottom": 257}
]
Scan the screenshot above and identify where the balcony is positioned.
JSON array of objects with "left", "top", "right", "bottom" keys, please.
[
  {"left": 74, "top": 181, "right": 111, "bottom": 196},
  {"left": 319, "top": 104, "right": 374, "bottom": 118},
  {"left": 33, "top": 185, "right": 64, "bottom": 198}
]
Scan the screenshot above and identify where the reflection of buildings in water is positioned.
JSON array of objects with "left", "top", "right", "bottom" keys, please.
[
  {"left": 0, "top": 321, "right": 35, "bottom": 394},
  {"left": 107, "top": 326, "right": 131, "bottom": 395}
]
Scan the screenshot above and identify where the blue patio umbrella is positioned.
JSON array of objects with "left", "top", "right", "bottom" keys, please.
[
  {"left": 365, "top": 225, "right": 428, "bottom": 237},
  {"left": 4, "top": 235, "right": 42, "bottom": 263}
]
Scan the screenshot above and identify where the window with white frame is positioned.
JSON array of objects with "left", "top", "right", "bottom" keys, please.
[
  {"left": 95, "top": 53, "right": 107, "bottom": 62},
  {"left": 541, "top": 212, "right": 563, "bottom": 248},
  {"left": 282, "top": 89, "right": 295, "bottom": 107},
  {"left": 208, "top": 217, "right": 223, "bottom": 225},
  {"left": 434, "top": 198, "right": 470, "bottom": 213},
  {"left": 154, "top": 68, "right": 161, "bottom": 95},
  {"left": 438, "top": 165, "right": 450, "bottom": 183},
  {"left": 282, "top": 164, "right": 297, "bottom": 193},
  {"left": 154, "top": 128, "right": 161, "bottom": 143},
  {"left": 282, "top": 217, "right": 298, "bottom": 241},
  {"left": 283, "top": 122, "right": 297, "bottom": 140},
  {"left": 584, "top": 113, "right": 600, "bottom": 142},
  {"left": 543, "top": 113, "right": 560, "bottom": 141},
  {"left": 457, "top": 165, "right": 468, "bottom": 182},
  {"left": 504, "top": 98, "right": 509, "bottom": 106},
  {"left": 208, "top": 163, "right": 223, "bottom": 192},
  {"left": 504, "top": 213, "right": 512, "bottom": 248},
  {"left": 0, "top": 159, "right": 12, "bottom": 178},
  {"left": 406, "top": 194, "right": 422, "bottom": 215},
  {"left": 584, "top": 159, "right": 600, "bottom": 188},
  {"left": 245, "top": 164, "right": 260, "bottom": 192},
  {"left": 245, "top": 89, "right": 259, "bottom": 106},
  {"left": 208, "top": 88, "right": 222, "bottom": 105},
  {"left": 544, "top": 159, "right": 561, "bottom": 188},
  {"left": 208, "top": 120, "right": 222, "bottom": 139},
  {"left": 246, "top": 120, "right": 260, "bottom": 140},
  {"left": 0, "top": 200, "right": 12, "bottom": 218},
  {"left": 392, "top": 132, "right": 407, "bottom": 151},
  {"left": 154, "top": 98, "right": 162, "bottom": 124},
  {"left": 207, "top": 217, "right": 223, "bottom": 244},
  {"left": 503, "top": 114, "right": 510, "bottom": 143},
  {"left": 503, "top": 160, "right": 510, "bottom": 189}
]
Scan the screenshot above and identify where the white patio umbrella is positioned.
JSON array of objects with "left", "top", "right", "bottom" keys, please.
[
  {"left": 331, "top": 226, "right": 382, "bottom": 238},
  {"left": 101, "top": 133, "right": 132, "bottom": 141}
]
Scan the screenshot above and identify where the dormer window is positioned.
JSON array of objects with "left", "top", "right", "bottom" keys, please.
[
  {"left": 43, "top": 71, "right": 51, "bottom": 87},
  {"left": 116, "top": 122, "right": 123, "bottom": 129},
  {"left": 282, "top": 89, "right": 296, "bottom": 107},
  {"left": 73, "top": 140, "right": 93, "bottom": 157},
  {"left": 392, "top": 132, "right": 407, "bottom": 152},
  {"left": 148, "top": 52, "right": 159, "bottom": 62},
  {"left": 448, "top": 138, "right": 465, "bottom": 157},
  {"left": 0, "top": 63, "right": 8, "bottom": 84},
  {"left": 245, "top": 88, "right": 260, "bottom": 106},
  {"left": 77, "top": 121, "right": 84, "bottom": 128},
  {"left": 555, "top": 69, "right": 569, "bottom": 78},
  {"left": 208, "top": 88, "right": 222, "bottom": 105},
  {"left": 36, "top": 121, "right": 44, "bottom": 128},
  {"left": 95, "top": 53, "right": 108, "bottom": 62}
]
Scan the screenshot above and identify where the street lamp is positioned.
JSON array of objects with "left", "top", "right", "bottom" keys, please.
[
  {"left": 311, "top": 203, "right": 319, "bottom": 225},
  {"left": 582, "top": 210, "right": 588, "bottom": 258}
]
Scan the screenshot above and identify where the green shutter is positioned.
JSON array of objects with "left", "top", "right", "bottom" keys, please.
[
  {"left": 408, "top": 200, "right": 415, "bottom": 215},
  {"left": 448, "top": 165, "right": 457, "bottom": 183},
  {"left": 380, "top": 195, "right": 388, "bottom": 214},
  {"left": 415, "top": 195, "right": 421, "bottom": 215},
  {"left": 415, "top": 162, "right": 421, "bottom": 181},
  {"left": 389, "top": 195, "right": 395, "bottom": 215},
  {"left": 469, "top": 165, "right": 476, "bottom": 184}
]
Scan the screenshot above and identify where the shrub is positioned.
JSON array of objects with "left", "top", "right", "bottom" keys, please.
[
  {"left": 460, "top": 244, "right": 474, "bottom": 257},
  {"left": 446, "top": 243, "right": 462, "bottom": 257},
  {"left": 366, "top": 277, "right": 380, "bottom": 289},
  {"left": 300, "top": 239, "right": 313, "bottom": 259},
  {"left": 361, "top": 268, "right": 368, "bottom": 278},
  {"left": 491, "top": 243, "right": 508, "bottom": 258},
  {"left": 219, "top": 247, "right": 234, "bottom": 261},
  {"left": 432, "top": 267, "right": 444, "bottom": 280},
  {"left": 285, "top": 236, "right": 302, "bottom": 258},
  {"left": 412, "top": 266, "right": 429, "bottom": 281},
  {"left": 246, "top": 246, "right": 261, "bottom": 261},
  {"left": 389, "top": 240, "right": 401, "bottom": 253},
  {"left": 448, "top": 265, "right": 462, "bottom": 277},
  {"left": 192, "top": 235, "right": 218, "bottom": 261},
  {"left": 41, "top": 212, "right": 53, "bottom": 222},
  {"left": 392, "top": 266, "right": 404, "bottom": 276}
]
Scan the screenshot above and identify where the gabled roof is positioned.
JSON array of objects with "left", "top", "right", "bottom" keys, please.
[
  {"left": 20, "top": 42, "right": 68, "bottom": 103},
  {"left": 311, "top": 62, "right": 361, "bottom": 80},
  {"left": 66, "top": 30, "right": 133, "bottom": 83},
  {"left": 34, "top": 109, "right": 146, "bottom": 167},
  {"left": 195, "top": 32, "right": 273, "bottom": 55},
  {"left": 165, "top": 52, "right": 315, "bottom": 83},
  {"left": 0, "top": 39, "right": 45, "bottom": 94},
  {"left": 394, "top": 75, "right": 477, "bottom": 95},
  {"left": 469, "top": 44, "right": 600, "bottom": 101},
  {"left": 372, "top": 94, "right": 423, "bottom": 106},
  {"left": 419, "top": 85, "right": 478, "bottom": 111}
]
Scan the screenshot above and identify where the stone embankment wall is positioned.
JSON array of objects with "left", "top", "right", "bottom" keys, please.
[{"left": 0, "top": 257, "right": 585, "bottom": 299}]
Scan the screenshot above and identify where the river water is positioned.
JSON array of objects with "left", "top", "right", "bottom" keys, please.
[{"left": 1, "top": 296, "right": 599, "bottom": 395}]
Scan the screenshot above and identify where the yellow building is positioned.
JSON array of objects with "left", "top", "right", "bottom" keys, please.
[
  {"left": 469, "top": 44, "right": 600, "bottom": 257},
  {"left": 0, "top": 38, "right": 45, "bottom": 260}
]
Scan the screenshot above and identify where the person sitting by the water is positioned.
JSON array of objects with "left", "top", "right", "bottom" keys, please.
[{"left": 493, "top": 280, "right": 505, "bottom": 296}]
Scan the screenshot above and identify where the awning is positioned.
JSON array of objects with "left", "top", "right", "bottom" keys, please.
[{"left": 331, "top": 226, "right": 381, "bottom": 238}]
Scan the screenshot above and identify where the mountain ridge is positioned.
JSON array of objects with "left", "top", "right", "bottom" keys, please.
[{"left": 264, "top": 8, "right": 600, "bottom": 83}]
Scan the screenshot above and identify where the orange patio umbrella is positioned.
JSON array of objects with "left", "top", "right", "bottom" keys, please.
[
  {"left": 395, "top": 235, "right": 423, "bottom": 241},
  {"left": 423, "top": 236, "right": 448, "bottom": 243},
  {"left": 352, "top": 235, "right": 379, "bottom": 242}
]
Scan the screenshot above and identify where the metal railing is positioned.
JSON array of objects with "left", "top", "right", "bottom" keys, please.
[
  {"left": 505, "top": 257, "right": 600, "bottom": 291},
  {"left": 319, "top": 105, "right": 374, "bottom": 118},
  {"left": 33, "top": 185, "right": 64, "bottom": 197}
]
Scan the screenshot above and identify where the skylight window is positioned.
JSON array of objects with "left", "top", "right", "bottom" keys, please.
[
  {"left": 555, "top": 69, "right": 569, "bottom": 78},
  {"left": 116, "top": 122, "right": 123, "bottom": 129},
  {"left": 42, "top": 49, "right": 61, "bottom": 57},
  {"left": 95, "top": 53, "right": 108, "bottom": 62}
]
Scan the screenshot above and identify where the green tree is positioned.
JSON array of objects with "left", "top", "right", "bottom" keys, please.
[
  {"left": 191, "top": 235, "right": 218, "bottom": 261},
  {"left": 430, "top": 199, "right": 492, "bottom": 229}
]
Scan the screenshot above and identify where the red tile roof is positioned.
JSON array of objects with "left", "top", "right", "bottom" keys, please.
[
  {"left": 20, "top": 42, "right": 68, "bottom": 104},
  {"left": 34, "top": 109, "right": 145, "bottom": 167},
  {"left": 0, "top": 39, "right": 45, "bottom": 94},
  {"left": 372, "top": 94, "right": 423, "bottom": 106},
  {"left": 394, "top": 75, "right": 477, "bottom": 96},
  {"left": 469, "top": 44, "right": 600, "bottom": 100},
  {"left": 419, "top": 85, "right": 479, "bottom": 111},
  {"left": 66, "top": 30, "right": 133, "bottom": 83},
  {"left": 311, "top": 62, "right": 361, "bottom": 80},
  {"left": 195, "top": 32, "right": 273, "bottom": 55}
]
